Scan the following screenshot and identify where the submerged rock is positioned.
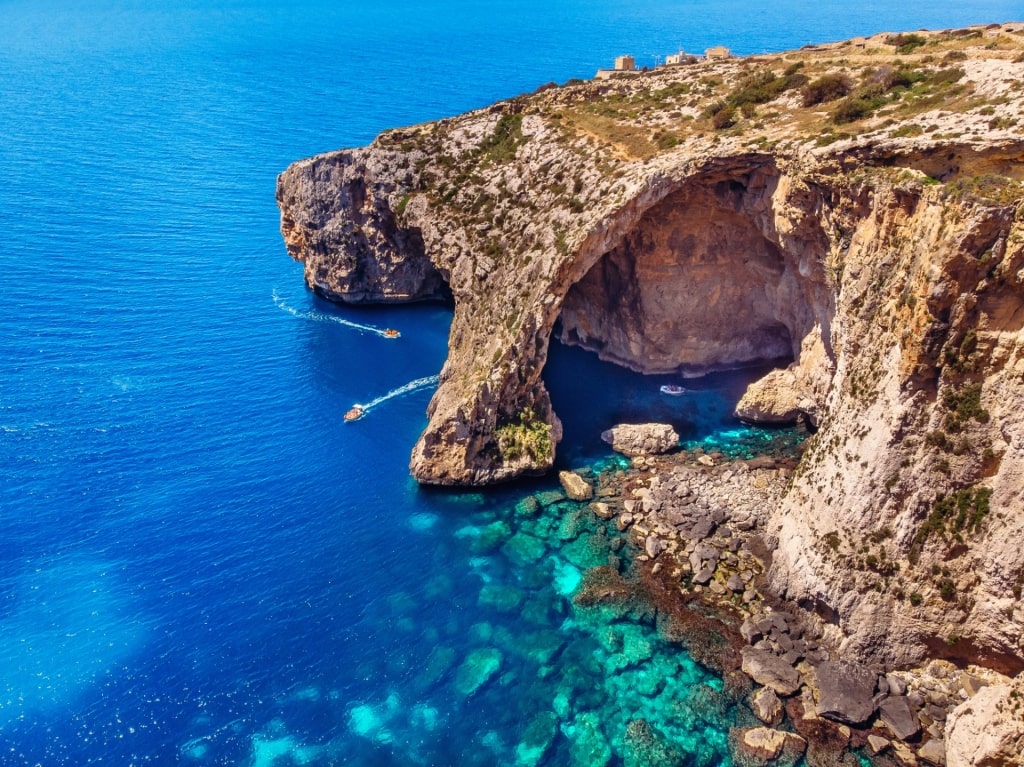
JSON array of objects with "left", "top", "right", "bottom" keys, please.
[
  {"left": 601, "top": 424, "right": 679, "bottom": 457},
  {"left": 501, "top": 532, "right": 548, "bottom": 566},
  {"left": 563, "top": 711, "right": 613, "bottom": 767},
  {"left": 454, "top": 648, "right": 503, "bottom": 697},
  {"left": 417, "top": 646, "right": 457, "bottom": 690},
  {"left": 478, "top": 584, "right": 524, "bottom": 612},
  {"left": 514, "top": 711, "right": 558, "bottom": 767},
  {"left": 622, "top": 718, "right": 687, "bottom": 767}
]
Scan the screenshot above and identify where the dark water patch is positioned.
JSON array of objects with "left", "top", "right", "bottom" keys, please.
[{"left": 545, "top": 338, "right": 808, "bottom": 466}]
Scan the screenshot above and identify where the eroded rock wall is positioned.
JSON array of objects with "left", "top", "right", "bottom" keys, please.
[{"left": 558, "top": 167, "right": 833, "bottom": 377}]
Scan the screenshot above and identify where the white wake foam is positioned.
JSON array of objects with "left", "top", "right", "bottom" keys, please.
[
  {"left": 355, "top": 375, "right": 440, "bottom": 414},
  {"left": 272, "top": 289, "right": 397, "bottom": 339}
]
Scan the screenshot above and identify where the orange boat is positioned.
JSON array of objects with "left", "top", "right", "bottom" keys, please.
[
  {"left": 344, "top": 405, "right": 365, "bottom": 422},
  {"left": 383, "top": 329, "right": 400, "bottom": 339}
]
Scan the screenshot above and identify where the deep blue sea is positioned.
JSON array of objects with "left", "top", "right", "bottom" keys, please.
[{"left": 1, "top": 1, "right": 1019, "bottom": 765}]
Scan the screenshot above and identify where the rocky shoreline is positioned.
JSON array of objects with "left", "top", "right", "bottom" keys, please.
[{"left": 561, "top": 436, "right": 1023, "bottom": 767}]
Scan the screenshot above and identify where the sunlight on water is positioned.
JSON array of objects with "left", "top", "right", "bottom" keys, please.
[{"left": 0, "top": 556, "right": 146, "bottom": 724}]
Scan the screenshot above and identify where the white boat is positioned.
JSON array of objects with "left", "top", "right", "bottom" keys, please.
[{"left": 660, "top": 384, "right": 686, "bottom": 396}]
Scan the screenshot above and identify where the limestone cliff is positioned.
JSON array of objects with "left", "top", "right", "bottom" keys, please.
[{"left": 278, "top": 24, "right": 1024, "bottom": 692}]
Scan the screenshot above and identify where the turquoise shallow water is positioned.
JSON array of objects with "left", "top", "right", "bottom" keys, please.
[{"left": 1, "top": 1, "right": 1020, "bottom": 764}]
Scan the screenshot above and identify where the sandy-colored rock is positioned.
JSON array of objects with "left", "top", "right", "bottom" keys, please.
[
  {"left": 732, "top": 727, "right": 806, "bottom": 765},
  {"left": 735, "top": 368, "right": 808, "bottom": 424},
  {"left": 867, "top": 735, "right": 891, "bottom": 755},
  {"left": 601, "top": 424, "right": 679, "bottom": 457},
  {"left": 559, "top": 470, "right": 593, "bottom": 501},
  {"left": 945, "top": 673, "right": 1024, "bottom": 767},
  {"left": 751, "top": 687, "right": 784, "bottom": 726}
]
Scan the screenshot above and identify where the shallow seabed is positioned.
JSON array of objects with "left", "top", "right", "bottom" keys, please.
[{"left": 232, "top": 460, "right": 744, "bottom": 767}]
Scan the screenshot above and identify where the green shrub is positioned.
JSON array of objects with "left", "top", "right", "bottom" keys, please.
[
  {"left": 832, "top": 96, "right": 879, "bottom": 124},
  {"left": 495, "top": 409, "right": 552, "bottom": 462},
  {"left": 909, "top": 592, "right": 923, "bottom": 606},
  {"left": 477, "top": 113, "right": 525, "bottom": 165},
  {"left": 940, "top": 578, "right": 956, "bottom": 601},
  {"left": 886, "top": 33, "right": 927, "bottom": 54},
  {"left": 725, "top": 68, "right": 807, "bottom": 111},
  {"left": 712, "top": 106, "right": 737, "bottom": 129},
  {"left": 915, "top": 486, "right": 993, "bottom": 544},
  {"left": 943, "top": 383, "right": 989, "bottom": 427},
  {"left": 801, "top": 74, "right": 852, "bottom": 106}
]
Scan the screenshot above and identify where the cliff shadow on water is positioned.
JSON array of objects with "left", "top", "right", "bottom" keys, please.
[{"left": 542, "top": 335, "right": 808, "bottom": 468}]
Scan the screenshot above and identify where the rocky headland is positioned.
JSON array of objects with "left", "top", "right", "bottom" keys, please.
[{"left": 278, "top": 24, "right": 1024, "bottom": 765}]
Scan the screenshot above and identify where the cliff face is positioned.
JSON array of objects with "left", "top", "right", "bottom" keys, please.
[{"left": 278, "top": 26, "right": 1024, "bottom": 673}]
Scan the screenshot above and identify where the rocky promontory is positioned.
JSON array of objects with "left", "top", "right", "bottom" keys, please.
[{"left": 279, "top": 24, "right": 1024, "bottom": 764}]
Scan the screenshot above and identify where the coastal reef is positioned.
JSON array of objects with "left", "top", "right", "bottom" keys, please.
[{"left": 279, "top": 24, "right": 1024, "bottom": 765}]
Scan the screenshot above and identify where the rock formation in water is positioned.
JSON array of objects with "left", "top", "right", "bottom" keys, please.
[{"left": 279, "top": 25, "right": 1024, "bottom": 762}]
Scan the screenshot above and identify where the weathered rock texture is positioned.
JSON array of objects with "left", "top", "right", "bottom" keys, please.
[
  {"left": 601, "top": 423, "right": 680, "bottom": 457},
  {"left": 279, "top": 25, "right": 1024, "bottom": 762},
  {"left": 945, "top": 672, "right": 1024, "bottom": 767}
]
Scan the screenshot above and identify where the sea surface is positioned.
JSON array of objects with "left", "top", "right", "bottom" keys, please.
[{"left": 1, "top": 1, "right": 1019, "bottom": 765}]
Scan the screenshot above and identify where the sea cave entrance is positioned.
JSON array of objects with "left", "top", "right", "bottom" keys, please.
[{"left": 543, "top": 164, "right": 831, "bottom": 464}]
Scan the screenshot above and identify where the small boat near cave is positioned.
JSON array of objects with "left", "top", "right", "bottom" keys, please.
[
  {"left": 660, "top": 384, "right": 686, "bottom": 396},
  {"left": 344, "top": 405, "right": 365, "bottom": 422}
]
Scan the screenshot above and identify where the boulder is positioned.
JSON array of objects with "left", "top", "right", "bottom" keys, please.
[
  {"left": 741, "top": 647, "right": 802, "bottom": 696},
  {"left": 741, "top": 617, "right": 763, "bottom": 645},
  {"left": 886, "top": 673, "right": 908, "bottom": 696},
  {"left": 867, "top": 735, "right": 891, "bottom": 755},
  {"left": 918, "top": 739, "right": 946, "bottom": 766},
  {"left": 815, "top": 660, "right": 878, "bottom": 725},
  {"left": 731, "top": 727, "right": 806, "bottom": 766},
  {"left": 879, "top": 695, "right": 921, "bottom": 741},
  {"left": 589, "top": 501, "right": 615, "bottom": 519},
  {"left": 734, "top": 368, "right": 808, "bottom": 424},
  {"left": 601, "top": 423, "right": 679, "bottom": 457},
  {"left": 693, "top": 567, "right": 715, "bottom": 585},
  {"left": 751, "top": 687, "right": 784, "bottom": 726},
  {"left": 645, "top": 535, "right": 664, "bottom": 559},
  {"left": 958, "top": 672, "right": 989, "bottom": 699},
  {"left": 559, "top": 470, "right": 594, "bottom": 501},
  {"left": 945, "top": 676, "right": 1024, "bottom": 767}
]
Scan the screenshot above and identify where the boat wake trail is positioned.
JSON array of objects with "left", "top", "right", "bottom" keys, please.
[
  {"left": 272, "top": 289, "right": 398, "bottom": 338},
  {"left": 357, "top": 375, "right": 440, "bottom": 415}
]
